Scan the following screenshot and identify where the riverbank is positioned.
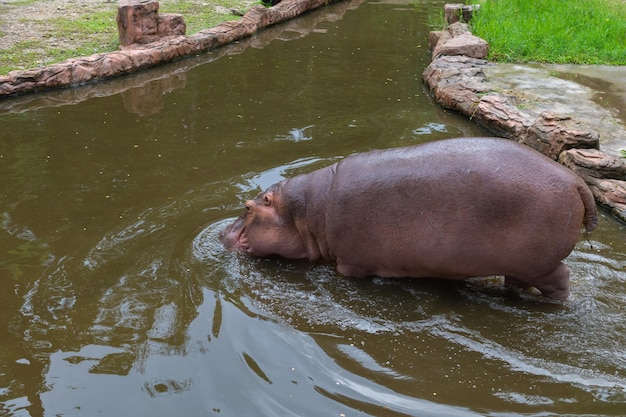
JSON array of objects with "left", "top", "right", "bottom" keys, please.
[
  {"left": 0, "top": 0, "right": 257, "bottom": 75},
  {"left": 1, "top": 0, "right": 624, "bottom": 222},
  {"left": 468, "top": 0, "right": 626, "bottom": 66},
  {"left": 423, "top": 12, "right": 626, "bottom": 222},
  {"left": 0, "top": 0, "right": 345, "bottom": 96}
]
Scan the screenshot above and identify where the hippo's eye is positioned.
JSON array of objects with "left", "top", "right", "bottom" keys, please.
[{"left": 245, "top": 204, "right": 251, "bottom": 213}]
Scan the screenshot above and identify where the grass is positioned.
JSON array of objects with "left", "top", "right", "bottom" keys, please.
[
  {"left": 49, "top": 12, "right": 120, "bottom": 57},
  {"left": 1, "top": 43, "right": 49, "bottom": 75},
  {"left": 160, "top": 0, "right": 249, "bottom": 34},
  {"left": 0, "top": 11, "right": 119, "bottom": 74},
  {"left": 467, "top": 0, "right": 626, "bottom": 65},
  {"left": 0, "top": 0, "right": 258, "bottom": 75},
  {"left": 6, "top": 0, "right": 39, "bottom": 5}
]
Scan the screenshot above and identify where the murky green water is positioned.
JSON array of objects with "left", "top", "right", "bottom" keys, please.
[{"left": 1, "top": 1, "right": 625, "bottom": 416}]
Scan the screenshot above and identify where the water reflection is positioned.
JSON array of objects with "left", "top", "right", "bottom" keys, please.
[
  {"left": 0, "top": 0, "right": 364, "bottom": 117},
  {"left": 0, "top": 0, "right": 625, "bottom": 416},
  {"left": 121, "top": 74, "right": 187, "bottom": 116},
  {"left": 194, "top": 213, "right": 626, "bottom": 415}
]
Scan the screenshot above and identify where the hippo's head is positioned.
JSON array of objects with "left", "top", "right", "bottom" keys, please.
[{"left": 219, "top": 185, "right": 308, "bottom": 259}]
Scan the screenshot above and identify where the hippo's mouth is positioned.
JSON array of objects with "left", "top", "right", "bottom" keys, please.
[
  {"left": 232, "top": 227, "right": 250, "bottom": 253},
  {"left": 220, "top": 224, "right": 250, "bottom": 253}
]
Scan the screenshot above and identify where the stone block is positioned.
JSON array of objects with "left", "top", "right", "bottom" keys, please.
[
  {"left": 520, "top": 112, "right": 599, "bottom": 159},
  {"left": 444, "top": 3, "right": 480, "bottom": 24},
  {"left": 117, "top": 0, "right": 186, "bottom": 47},
  {"left": 117, "top": 0, "right": 160, "bottom": 46},
  {"left": 433, "top": 33, "right": 489, "bottom": 59},
  {"left": 447, "top": 21, "right": 471, "bottom": 37},
  {"left": 559, "top": 148, "right": 626, "bottom": 180},
  {"left": 428, "top": 30, "right": 449, "bottom": 52},
  {"left": 560, "top": 149, "right": 626, "bottom": 221},
  {"left": 158, "top": 13, "right": 186, "bottom": 37}
]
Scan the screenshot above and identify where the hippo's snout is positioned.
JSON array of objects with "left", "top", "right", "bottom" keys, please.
[
  {"left": 219, "top": 225, "right": 236, "bottom": 249},
  {"left": 219, "top": 216, "right": 246, "bottom": 252},
  {"left": 218, "top": 222, "right": 232, "bottom": 243}
]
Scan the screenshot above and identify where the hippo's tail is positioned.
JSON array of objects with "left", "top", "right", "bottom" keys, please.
[{"left": 578, "top": 181, "right": 598, "bottom": 233}]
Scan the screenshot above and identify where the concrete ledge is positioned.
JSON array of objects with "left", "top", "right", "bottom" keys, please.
[
  {"left": 423, "top": 13, "right": 626, "bottom": 223},
  {"left": 0, "top": 0, "right": 346, "bottom": 97}
]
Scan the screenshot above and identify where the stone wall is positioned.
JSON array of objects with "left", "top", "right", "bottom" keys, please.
[
  {"left": 423, "top": 7, "right": 626, "bottom": 222},
  {"left": 0, "top": 0, "right": 346, "bottom": 97},
  {"left": 117, "top": 0, "right": 186, "bottom": 46}
]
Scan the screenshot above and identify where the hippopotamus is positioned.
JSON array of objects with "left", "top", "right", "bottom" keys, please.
[{"left": 219, "top": 137, "right": 598, "bottom": 299}]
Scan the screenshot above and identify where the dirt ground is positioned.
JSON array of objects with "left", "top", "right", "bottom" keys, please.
[
  {"left": 0, "top": 0, "right": 252, "bottom": 72},
  {"left": 0, "top": 0, "right": 117, "bottom": 52}
]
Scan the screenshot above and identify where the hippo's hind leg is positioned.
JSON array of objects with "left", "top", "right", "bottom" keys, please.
[
  {"left": 504, "top": 276, "right": 531, "bottom": 291},
  {"left": 505, "top": 263, "right": 570, "bottom": 300}
]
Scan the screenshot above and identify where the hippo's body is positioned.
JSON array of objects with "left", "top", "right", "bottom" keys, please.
[{"left": 220, "top": 138, "right": 598, "bottom": 299}]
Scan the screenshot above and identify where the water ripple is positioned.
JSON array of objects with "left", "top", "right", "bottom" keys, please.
[{"left": 191, "top": 215, "right": 626, "bottom": 413}]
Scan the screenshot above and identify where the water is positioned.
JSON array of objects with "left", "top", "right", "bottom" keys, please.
[{"left": 1, "top": 0, "right": 625, "bottom": 415}]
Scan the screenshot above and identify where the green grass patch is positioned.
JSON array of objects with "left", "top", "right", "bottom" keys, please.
[
  {"left": 160, "top": 0, "right": 246, "bottom": 34},
  {"left": 6, "top": 0, "right": 39, "bottom": 6},
  {"left": 49, "top": 11, "right": 120, "bottom": 54},
  {"left": 0, "top": 12, "right": 119, "bottom": 74},
  {"left": 53, "top": 11, "right": 118, "bottom": 36},
  {"left": 0, "top": 0, "right": 254, "bottom": 75},
  {"left": 468, "top": 0, "right": 626, "bottom": 65},
  {"left": 0, "top": 41, "right": 44, "bottom": 74}
]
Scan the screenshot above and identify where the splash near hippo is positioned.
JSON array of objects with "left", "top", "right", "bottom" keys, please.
[{"left": 219, "top": 137, "right": 598, "bottom": 300}]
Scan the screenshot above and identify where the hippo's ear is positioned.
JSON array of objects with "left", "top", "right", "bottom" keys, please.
[{"left": 263, "top": 193, "right": 273, "bottom": 207}]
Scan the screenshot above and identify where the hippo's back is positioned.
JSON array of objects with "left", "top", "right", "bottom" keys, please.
[{"left": 324, "top": 137, "right": 593, "bottom": 280}]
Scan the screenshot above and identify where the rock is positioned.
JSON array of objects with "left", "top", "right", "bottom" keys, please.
[
  {"left": 117, "top": 0, "right": 160, "bottom": 46},
  {"left": 0, "top": 0, "right": 346, "bottom": 96},
  {"left": 592, "top": 180, "right": 626, "bottom": 221},
  {"left": 447, "top": 21, "right": 471, "bottom": 37},
  {"left": 428, "top": 30, "right": 449, "bottom": 52},
  {"left": 117, "top": 0, "right": 186, "bottom": 46},
  {"left": 422, "top": 4, "right": 626, "bottom": 223},
  {"left": 574, "top": 177, "right": 626, "bottom": 221},
  {"left": 158, "top": 14, "right": 186, "bottom": 38},
  {"left": 520, "top": 112, "right": 599, "bottom": 160},
  {"left": 433, "top": 33, "right": 489, "bottom": 60},
  {"left": 430, "top": 22, "right": 488, "bottom": 62},
  {"left": 423, "top": 55, "right": 529, "bottom": 138},
  {"left": 559, "top": 149, "right": 626, "bottom": 222},
  {"left": 559, "top": 148, "right": 626, "bottom": 180},
  {"left": 444, "top": 3, "right": 479, "bottom": 24},
  {"left": 474, "top": 93, "right": 531, "bottom": 139}
]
